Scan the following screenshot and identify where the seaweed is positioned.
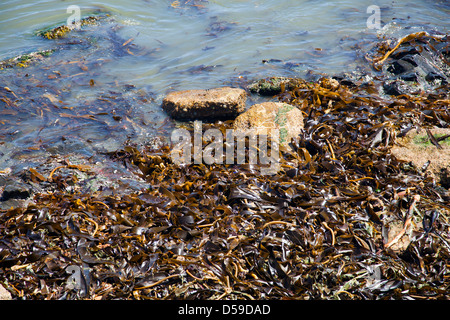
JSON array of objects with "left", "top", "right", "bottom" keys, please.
[
  {"left": 0, "top": 49, "right": 55, "bottom": 69},
  {"left": 365, "top": 31, "right": 449, "bottom": 96},
  {"left": 35, "top": 13, "right": 111, "bottom": 40},
  {"left": 0, "top": 29, "right": 449, "bottom": 301},
  {"left": 2, "top": 71, "right": 450, "bottom": 299}
]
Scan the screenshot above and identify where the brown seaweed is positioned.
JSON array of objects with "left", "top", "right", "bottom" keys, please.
[{"left": 0, "top": 32, "right": 449, "bottom": 301}]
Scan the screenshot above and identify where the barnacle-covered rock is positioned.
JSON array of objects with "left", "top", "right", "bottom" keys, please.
[{"left": 248, "top": 77, "right": 295, "bottom": 96}]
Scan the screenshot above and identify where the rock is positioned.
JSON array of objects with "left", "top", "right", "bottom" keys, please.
[
  {"left": 383, "top": 80, "right": 404, "bottom": 96},
  {"left": 248, "top": 76, "right": 339, "bottom": 96},
  {"left": 0, "top": 178, "right": 33, "bottom": 209},
  {"left": 233, "top": 102, "right": 304, "bottom": 145},
  {"left": 1, "top": 181, "right": 32, "bottom": 201},
  {"left": 162, "top": 87, "right": 247, "bottom": 120},
  {"left": 391, "top": 127, "right": 450, "bottom": 188},
  {"left": 0, "top": 284, "right": 12, "bottom": 300},
  {"left": 387, "top": 59, "right": 416, "bottom": 75},
  {"left": 247, "top": 77, "right": 293, "bottom": 96},
  {"left": 381, "top": 34, "right": 449, "bottom": 95},
  {"left": 35, "top": 13, "right": 111, "bottom": 39}
]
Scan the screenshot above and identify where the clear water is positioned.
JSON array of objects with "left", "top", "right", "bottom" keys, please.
[{"left": 0, "top": 0, "right": 449, "bottom": 174}]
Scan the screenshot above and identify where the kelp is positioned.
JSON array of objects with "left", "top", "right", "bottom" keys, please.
[
  {"left": 364, "top": 30, "right": 449, "bottom": 96},
  {"left": 0, "top": 32, "right": 449, "bottom": 300},
  {"left": 367, "top": 31, "right": 446, "bottom": 71}
]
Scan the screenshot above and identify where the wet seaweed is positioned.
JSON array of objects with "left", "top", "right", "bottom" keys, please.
[
  {"left": 206, "top": 16, "right": 238, "bottom": 37},
  {"left": 169, "top": 0, "right": 209, "bottom": 15},
  {"left": 36, "top": 13, "right": 111, "bottom": 40},
  {"left": 0, "top": 29, "right": 449, "bottom": 300}
]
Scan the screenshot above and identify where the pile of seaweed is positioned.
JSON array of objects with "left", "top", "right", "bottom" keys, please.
[{"left": 0, "top": 32, "right": 449, "bottom": 300}]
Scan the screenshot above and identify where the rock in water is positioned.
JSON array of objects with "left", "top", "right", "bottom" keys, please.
[
  {"left": 162, "top": 87, "right": 247, "bottom": 120},
  {"left": 247, "top": 77, "right": 293, "bottom": 96},
  {"left": 233, "top": 102, "right": 303, "bottom": 145},
  {"left": 1, "top": 181, "right": 32, "bottom": 201}
]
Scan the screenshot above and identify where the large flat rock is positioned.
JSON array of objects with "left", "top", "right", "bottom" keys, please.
[{"left": 162, "top": 87, "right": 247, "bottom": 120}]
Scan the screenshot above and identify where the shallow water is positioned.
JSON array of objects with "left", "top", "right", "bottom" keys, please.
[
  {"left": 1, "top": 1, "right": 449, "bottom": 85},
  {"left": 0, "top": 0, "right": 449, "bottom": 174}
]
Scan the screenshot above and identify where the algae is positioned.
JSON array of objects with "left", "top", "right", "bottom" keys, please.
[
  {"left": 248, "top": 77, "right": 295, "bottom": 96},
  {"left": 0, "top": 49, "right": 55, "bottom": 69},
  {"left": 274, "top": 103, "right": 295, "bottom": 144},
  {"left": 0, "top": 17, "right": 449, "bottom": 302},
  {"left": 35, "top": 13, "right": 111, "bottom": 40}
]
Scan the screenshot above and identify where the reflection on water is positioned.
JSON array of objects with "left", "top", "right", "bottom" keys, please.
[{"left": 0, "top": 0, "right": 448, "bottom": 173}]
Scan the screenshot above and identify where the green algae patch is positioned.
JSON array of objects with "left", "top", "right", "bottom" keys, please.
[
  {"left": 274, "top": 103, "right": 295, "bottom": 144},
  {"left": 412, "top": 133, "right": 450, "bottom": 148}
]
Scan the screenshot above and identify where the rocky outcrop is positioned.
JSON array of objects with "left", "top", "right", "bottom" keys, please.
[
  {"left": 1, "top": 181, "right": 32, "bottom": 201},
  {"left": 0, "top": 176, "right": 33, "bottom": 210},
  {"left": 233, "top": 102, "right": 303, "bottom": 146},
  {"left": 162, "top": 87, "right": 247, "bottom": 120}
]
